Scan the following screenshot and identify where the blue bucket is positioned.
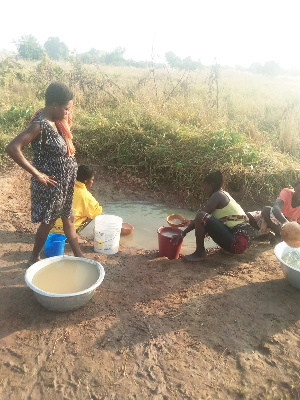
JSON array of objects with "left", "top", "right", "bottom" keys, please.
[{"left": 44, "top": 233, "right": 67, "bottom": 257}]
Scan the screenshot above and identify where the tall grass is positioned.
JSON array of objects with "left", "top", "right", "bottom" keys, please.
[{"left": 0, "top": 57, "right": 300, "bottom": 206}]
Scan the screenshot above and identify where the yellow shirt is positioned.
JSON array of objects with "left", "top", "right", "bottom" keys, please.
[
  {"left": 51, "top": 181, "right": 102, "bottom": 233},
  {"left": 212, "top": 191, "right": 247, "bottom": 227}
]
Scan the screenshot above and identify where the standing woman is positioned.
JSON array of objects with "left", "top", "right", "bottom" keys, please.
[{"left": 6, "top": 82, "right": 84, "bottom": 265}]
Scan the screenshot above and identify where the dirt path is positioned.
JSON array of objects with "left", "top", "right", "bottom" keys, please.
[{"left": 0, "top": 167, "right": 300, "bottom": 400}]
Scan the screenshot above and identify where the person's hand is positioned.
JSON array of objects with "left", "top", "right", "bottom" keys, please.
[
  {"left": 182, "top": 219, "right": 190, "bottom": 227},
  {"left": 171, "top": 232, "right": 185, "bottom": 245},
  {"left": 35, "top": 172, "right": 57, "bottom": 187}
]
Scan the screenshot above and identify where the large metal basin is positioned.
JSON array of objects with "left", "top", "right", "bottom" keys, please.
[
  {"left": 25, "top": 255, "right": 105, "bottom": 311},
  {"left": 274, "top": 242, "right": 300, "bottom": 290}
]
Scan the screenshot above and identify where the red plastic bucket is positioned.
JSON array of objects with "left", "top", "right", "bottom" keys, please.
[{"left": 157, "top": 226, "right": 183, "bottom": 260}]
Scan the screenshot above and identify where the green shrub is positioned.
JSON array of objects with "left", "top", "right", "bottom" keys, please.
[
  {"left": 0, "top": 106, "right": 34, "bottom": 133},
  {"left": 1, "top": 59, "right": 300, "bottom": 206}
]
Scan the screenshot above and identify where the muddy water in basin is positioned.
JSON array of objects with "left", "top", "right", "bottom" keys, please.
[
  {"left": 32, "top": 259, "right": 99, "bottom": 294},
  {"left": 81, "top": 200, "right": 218, "bottom": 255}
]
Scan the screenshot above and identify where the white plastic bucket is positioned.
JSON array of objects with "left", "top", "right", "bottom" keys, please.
[{"left": 94, "top": 215, "right": 123, "bottom": 255}]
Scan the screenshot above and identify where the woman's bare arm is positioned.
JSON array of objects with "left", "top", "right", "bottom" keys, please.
[
  {"left": 272, "top": 199, "right": 288, "bottom": 224},
  {"left": 6, "top": 123, "right": 57, "bottom": 187},
  {"left": 179, "top": 192, "right": 228, "bottom": 237}
]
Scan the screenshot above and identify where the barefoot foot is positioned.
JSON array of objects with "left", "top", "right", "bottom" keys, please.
[{"left": 184, "top": 251, "right": 206, "bottom": 262}]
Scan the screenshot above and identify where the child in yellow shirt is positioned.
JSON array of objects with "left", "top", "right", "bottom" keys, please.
[{"left": 51, "top": 165, "right": 102, "bottom": 234}]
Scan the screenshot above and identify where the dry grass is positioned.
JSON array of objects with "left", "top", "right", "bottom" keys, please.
[{"left": 0, "top": 58, "right": 300, "bottom": 204}]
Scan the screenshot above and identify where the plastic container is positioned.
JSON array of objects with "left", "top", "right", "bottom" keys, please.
[
  {"left": 274, "top": 241, "right": 300, "bottom": 290},
  {"left": 157, "top": 226, "right": 183, "bottom": 260},
  {"left": 94, "top": 215, "right": 123, "bottom": 255},
  {"left": 25, "top": 255, "right": 105, "bottom": 311},
  {"left": 167, "top": 214, "right": 190, "bottom": 227},
  {"left": 121, "top": 222, "right": 134, "bottom": 236},
  {"left": 44, "top": 233, "right": 67, "bottom": 257}
]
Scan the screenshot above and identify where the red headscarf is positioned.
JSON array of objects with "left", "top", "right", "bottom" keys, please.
[{"left": 29, "top": 109, "right": 75, "bottom": 157}]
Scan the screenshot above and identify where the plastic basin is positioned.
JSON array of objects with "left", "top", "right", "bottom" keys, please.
[
  {"left": 167, "top": 214, "right": 189, "bottom": 227},
  {"left": 121, "top": 222, "right": 134, "bottom": 236}
]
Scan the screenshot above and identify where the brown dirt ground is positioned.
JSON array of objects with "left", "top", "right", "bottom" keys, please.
[{"left": 0, "top": 166, "right": 300, "bottom": 400}]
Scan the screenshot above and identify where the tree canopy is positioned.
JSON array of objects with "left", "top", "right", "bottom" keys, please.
[
  {"left": 44, "top": 37, "right": 69, "bottom": 60},
  {"left": 16, "top": 35, "right": 45, "bottom": 61},
  {"left": 165, "top": 51, "right": 202, "bottom": 70},
  {"left": 12, "top": 35, "right": 300, "bottom": 76}
]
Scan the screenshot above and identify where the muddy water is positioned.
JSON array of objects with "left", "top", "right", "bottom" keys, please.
[
  {"left": 81, "top": 200, "right": 218, "bottom": 255},
  {"left": 32, "top": 260, "right": 99, "bottom": 294}
]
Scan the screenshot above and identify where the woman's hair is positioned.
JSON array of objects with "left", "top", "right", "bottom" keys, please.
[
  {"left": 203, "top": 170, "right": 224, "bottom": 192},
  {"left": 77, "top": 165, "right": 94, "bottom": 182},
  {"left": 45, "top": 82, "right": 74, "bottom": 106}
]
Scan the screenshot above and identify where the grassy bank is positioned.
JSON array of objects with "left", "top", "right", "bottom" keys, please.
[{"left": 0, "top": 57, "right": 300, "bottom": 206}]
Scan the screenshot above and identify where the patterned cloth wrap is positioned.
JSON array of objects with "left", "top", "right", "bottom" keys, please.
[
  {"left": 229, "top": 222, "right": 251, "bottom": 254},
  {"left": 247, "top": 210, "right": 281, "bottom": 235}
]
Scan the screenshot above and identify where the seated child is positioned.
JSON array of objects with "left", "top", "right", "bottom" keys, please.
[
  {"left": 172, "top": 170, "right": 251, "bottom": 262},
  {"left": 51, "top": 165, "right": 102, "bottom": 234},
  {"left": 247, "top": 178, "right": 300, "bottom": 242}
]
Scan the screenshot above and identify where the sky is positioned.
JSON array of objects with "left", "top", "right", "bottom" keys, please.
[{"left": 1, "top": 0, "right": 300, "bottom": 69}]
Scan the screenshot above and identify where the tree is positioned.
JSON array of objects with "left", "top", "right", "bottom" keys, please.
[
  {"left": 250, "top": 62, "right": 263, "bottom": 74},
  {"left": 165, "top": 51, "right": 182, "bottom": 68},
  {"left": 250, "top": 60, "right": 281, "bottom": 76},
  {"left": 181, "top": 56, "right": 201, "bottom": 71},
  {"left": 165, "top": 51, "right": 202, "bottom": 70},
  {"left": 262, "top": 60, "right": 281, "bottom": 76},
  {"left": 101, "top": 47, "right": 126, "bottom": 66},
  {"left": 44, "top": 37, "right": 69, "bottom": 60},
  {"left": 79, "top": 48, "right": 104, "bottom": 64},
  {"left": 16, "top": 35, "right": 44, "bottom": 60}
]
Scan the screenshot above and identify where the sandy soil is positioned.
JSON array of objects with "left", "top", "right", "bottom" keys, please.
[{"left": 0, "top": 166, "right": 300, "bottom": 400}]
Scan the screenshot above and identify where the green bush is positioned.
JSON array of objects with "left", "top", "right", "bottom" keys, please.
[
  {"left": 0, "top": 106, "right": 34, "bottom": 133},
  {"left": 1, "top": 59, "right": 300, "bottom": 206}
]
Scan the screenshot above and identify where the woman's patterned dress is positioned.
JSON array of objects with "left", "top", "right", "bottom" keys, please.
[{"left": 30, "top": 112, "right": 77, "bottom": 224}]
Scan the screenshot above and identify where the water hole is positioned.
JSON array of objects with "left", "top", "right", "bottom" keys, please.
[{"left": 80, "top": 200, "right": 217, "bottom": 255}]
